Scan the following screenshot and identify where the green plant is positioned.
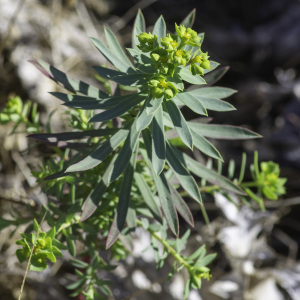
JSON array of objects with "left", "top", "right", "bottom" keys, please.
[{"left": 0, "top": 10, "right": 287, "bottom": 300}]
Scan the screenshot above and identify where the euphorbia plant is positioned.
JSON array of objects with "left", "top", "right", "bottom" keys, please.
[{"left": 2, "top": 9, "right": 286, "bottom": 300}]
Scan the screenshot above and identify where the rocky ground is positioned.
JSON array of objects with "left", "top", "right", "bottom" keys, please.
[{"left": 1, "top": 0, "right": 300, "bottom": 299}]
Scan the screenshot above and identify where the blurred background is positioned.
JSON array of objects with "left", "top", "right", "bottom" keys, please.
[{"left": 1, "top": 0, "right": 300, "bottom": 299}]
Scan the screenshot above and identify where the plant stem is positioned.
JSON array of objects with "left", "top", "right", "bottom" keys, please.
[
  {"left": 137, "top": 219, "right": 192, "bottom": 272},
  {"left": 18, "top": 211, "right": 47, "bottom": 300}
]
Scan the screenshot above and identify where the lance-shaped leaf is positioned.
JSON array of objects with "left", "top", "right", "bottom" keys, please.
[
  {"left": 190, "top": 96, "right": 235, "bottom": 112},
  {"left": 81, "top": 155, "right": 117, "bottom": 221},
  {"left": 132, "top": 9, "right": 146, "bottom": 50},
  {"left": 66, "top": 127, "right": 130, "bottom": 172},
  {"left": 188, "top": 123, "right": 262, "bottom": 140},
  {"left": 91, "top": 37, "right": 133, "bottom": 73},
  {"left": 191, "top": 130, "right": 223, "bottom": 161},
  {"left": 146, "top": 95, "right": 163, "bottom": 115},
  {"left": 155, "top": 172, "right": 179, "bottom": 236},
  {"left": 189, "top": 86, "right": 237, "bottom": 99},
  {"left": 107, "top": 121, "right": 140, "bottom": 183},
  {"left": 169, "top": 184, "right": 194, "bottom": 227},
  {"left": 152, "top": 105, "right": 165, "bottom": 175},
  {"left": 93, "top": 66, "right": 125, "bottom": 80},
  {"left": 50, "top": 92, "right": 107, "bottom": 104},
  {"left": 204, "top": 66, "right": 229, "bottom": 85},
  {"left": 166, "top": 141, "right": 201, "bottom": 204},
  {"left": 110, "top": 73, "right": 150, "bottom": 86},
  {"left": 106, "top": 147, "right": 137, "bottom": 249},
  {"left": 180, "top": 9, "right": 196, "bottom": 28},
  {"left": 170, "top": 145, "right": 244, "bottom": 194},
  {"left": 61, "top": 93, "right": 139, "bottom": 110},
  {"left": 152, "top": 15, "right": 166, "bottom": 40},
  {"left": 30, "top": 59, "right": 108, "bottom": 98},
  {"left": 28, "top": 128, "right": 117, "bottom": 142},
  {"left": 167, "top": 75, "right": 184, "bottom": 91},
  {"left": 175, "top": 92, "right": 207, "bottom": 116},
  {"left": 136, "top": 98, "right": 155, "bottom": 131},
  {"left": 126, "top": 48, "right": 153, "bottom": 65},
  {"left": 164, "top": 100, "right": 193, "bottom": 149},
  {"left": 142, "top": 130, "right": 179, "bottom": 236},
  {"left": 104, "top": 27, "right": 134, "bottom": 69},
  {"left": 134, "top": 173, "right": 162, "bottom": 218},
  {"left": 178, "top": 67, "right": 206, "bottom": 85},
  {"left": 89, "top": 93, "right": 146, "bottom": 123}
]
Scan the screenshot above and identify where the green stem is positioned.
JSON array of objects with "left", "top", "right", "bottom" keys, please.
[
  {"left": 18, "top": 211, "right": 47, "bottom": 300},
  {"left": 137, "top": 219, "right": 192, "bottom": 272},
  {"left": 240, "top": 182, "right": 259, "bottom": 188}
]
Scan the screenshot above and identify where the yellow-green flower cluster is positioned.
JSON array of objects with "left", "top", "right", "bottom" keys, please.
[
  {"left": 190, "top": 51, "right": 210, "bottom": 75},
  {"left": 136, "top": 23, "right": 211, "bottom": 99},
  {"left": 149, "top": 76, "right": 178, "bottom": 100}
]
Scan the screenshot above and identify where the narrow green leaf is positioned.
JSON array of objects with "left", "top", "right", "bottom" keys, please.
[
  {"left": 126, "top": 48, "right": 152, "bottom": 65},
  {"left": 174, "top": 149, "right": 244, "bottom": 194},
  {"left": 180, "top": 9, "right": 196, "bottom": 28},
  {"left": 28, "top": 128, "right": 117, "bottom": 142},
  {"left": 66, "top": 127, "right": 129, "bottom": 172},
  {"left": 189, "top": 87, "right": 237, "bottom": 99},
  {"left": 191, "top": 130, "right": 223, "bottom": 160},
  {"left": 152, "top": 15, "right": 166, "bottom": 40},
  {"left": 106, "top": 147, "right": 138, "bottom": 249},
  {"left": 155, "top": 172, "right": 179, "bottom": 236},
  {"left": 66, "top": 277, "right": 87, "bottom": 290},
  {"left": 33, "top": 219, "right": 39, "bottom": 232},
  {"left": 30, "top": 59, "right": 108, "bottom": 98},
  {"left": 195, "top": 253, "right": 217, "bottom": 268},
  {"left": 50, "top": 92, "right": 108, "bottom": 103},
  {"left": 104, "top": 27, "right": 134, "bottom": 69},
  {"left": 108, "top": 122, "right": 140, "bottom": 183},
  {"left": 134, "top": 173, "right": 162, "bottom": 218},
  {"left": 166, "top": 141, "right": 202, "bottom": 204},
  {"left": 178, "top": 67, "right": 206, "bottom": 85},
  {"left": 93, "top": 66, "right": 125, "bottom": 80},
  {"left": 146, "top": 95, "right": 163, "bottom": 115},
  {"left": 188, "top": 245, "right": 206, "bottom": 261},
  {"left": 169, "top": 184, "right": 194, "bottom": 227},
  {"left": 167, "top": 75, "right": 184, "bottom": 91},
  {"left": 204, "top": 66, "right": 229, "bottom": 85},
  {"left": 132, "top": 9, "right": 146, "bottom": 50},
  {"left": 64, "top": 93, "right": 140, "bottom": 110},
  {"left": 91, "top": 37, "right": 133, "bottom": 72},
  {"left": 193, "top": 96, "right": 235, "bottom": 112},
  {"left": 66, "top": 236, "right": 76, "bottom": 257},
  {"left": 89, "top": 93, "right": 146, "bottom": 123},
  {"left": 175, "top": 92, "right": 207, "bottom": 115},
  {"left": 81, "top": 155, "right": 117, "bottom": 221},
  {"left": 141, "top": 131, "right": 178, "bottom": 236},
  {"left": 164, "top": 100, "right": 193, "bottom": 149},
  {"left": 111, "top": 73, "right": 150, "bottom": 86},
  {"left": 152, "top": 105, "right": 165, "bottom": 175},
  {"left": 188, "top": 123, "right": 262, "bottom": 139},
  {"left": 136, "top": 98, "right": 155, "bottom": 131}
]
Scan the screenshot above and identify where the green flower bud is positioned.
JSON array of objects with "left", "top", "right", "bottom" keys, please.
[
  {"left": 165, "top": 88, "right": 174, "bottom": 100},
  {"left": 161, "top": 34, "right": 179, "bottom": 50},
  {"left": 137, "top": 32, "right": 153, "bottom": 44},
  {"left": 159, "top": 65, "right": 169, "bottom": 74},
  {"left": 137, "top": 32, "right": 157, "bottom": 52},
  {"left": 175, "top": 23, "right": 186, "bottom": 37},
  {"left": 152, "top": 87, "right": 164, "bottom": 98},
  {"left": 190, "top": 64, "right": 204, "bottom": 75},
  {"left": 151, "top": 53, "right": 160, "bottom": 61},
  {"left": 201, "top": 59, "right": 210, "bottom": 69},
  {"left": 149, "top": 79, "right": 160, "bottom": 87}
]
